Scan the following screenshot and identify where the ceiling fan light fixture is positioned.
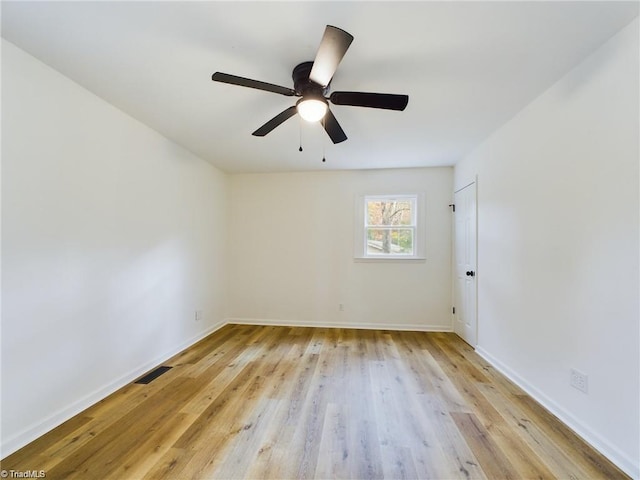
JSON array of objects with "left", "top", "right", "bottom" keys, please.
[{"left": 297, "top": 97, "right": 328, "bottom": 122}]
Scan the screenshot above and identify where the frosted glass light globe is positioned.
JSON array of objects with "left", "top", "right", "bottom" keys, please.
[{"left": 297, "top": 98, "right": 328, "bottom": 122}]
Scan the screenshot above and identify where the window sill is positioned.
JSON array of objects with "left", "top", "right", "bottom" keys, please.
[{"left": 354, "top": 256, "right": 426, "bottom": 263}]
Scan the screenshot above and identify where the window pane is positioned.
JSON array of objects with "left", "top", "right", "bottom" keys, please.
[
  {"left": 367, "top": 199, "right": 414, "bottom": 226},
  {"left": 366, "top": 228, "right": 414, "bottom": 255}
]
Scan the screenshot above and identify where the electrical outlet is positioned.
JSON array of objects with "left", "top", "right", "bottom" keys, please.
[
  {"left": 570, "top": 368, "right": 588, "bottom": 393},
  {"left": 339, "top": 303, "right": 344, "bottom": 311},
  {"left": 195, "top": 310, "right": 203, "bottom": 322}
]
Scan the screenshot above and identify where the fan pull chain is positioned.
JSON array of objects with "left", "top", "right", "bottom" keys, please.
[
  {"left": 321, "top": 117, "right": 326, "bottom": 163},
  {"left": 298, "top": 117, "right": 303, "bottom": 152}
]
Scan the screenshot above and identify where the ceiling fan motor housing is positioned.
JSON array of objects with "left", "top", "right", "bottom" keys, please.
[{"left": 293, "top": 61, "right": 329, "bottom": 98}]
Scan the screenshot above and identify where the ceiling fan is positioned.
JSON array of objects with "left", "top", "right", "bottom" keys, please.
[{"left": 211, "top": 25, "right": 409, "bottom": 144}]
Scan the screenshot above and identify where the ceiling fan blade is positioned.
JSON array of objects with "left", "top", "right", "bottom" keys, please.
[
  {"left": 212, "top": 72, "right": 296, "bottom": 96},
  {"left": 309, "top": 25, "right": 354, "bottom": 87},
  {"left": 323, "top": 109, "right": 347, "bottom": 144},
  {"left": 330, "top": 91, "right": 409, "bottom": 111},
  {"left": 252, "top": 106, "right": 298, "bottom": 137}
]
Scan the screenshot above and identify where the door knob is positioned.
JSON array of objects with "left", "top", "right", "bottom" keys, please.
[{"left": 466, "top": 271, "right": 475, "bottom": 277}]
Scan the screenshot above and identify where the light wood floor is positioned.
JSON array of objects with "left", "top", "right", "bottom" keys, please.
[{"left": 1, "top": 324, "right": 629, "bottom": 479}]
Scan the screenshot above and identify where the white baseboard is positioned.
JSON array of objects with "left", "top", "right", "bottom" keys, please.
[
  {"left": 1, "top": 320, "right": 226, "bottom": 459},
  {"left": 476, "top": 346, "right": 639, "bottom": 480},
  {"left": 226, "top": 317, "right": 453, "bottom": 332}
]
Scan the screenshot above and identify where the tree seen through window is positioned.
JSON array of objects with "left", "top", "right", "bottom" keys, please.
[{"left": 365, "top": 197, "right": 416, "bottom": 255}]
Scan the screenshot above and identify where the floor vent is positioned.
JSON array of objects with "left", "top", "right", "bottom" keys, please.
[{"left": 134, "top": 366, "right": 172, "bottom": 384}]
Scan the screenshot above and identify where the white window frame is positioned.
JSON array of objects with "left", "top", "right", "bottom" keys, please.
[{"left": 354, "top": 193, "right": 426, "bottom": 261}]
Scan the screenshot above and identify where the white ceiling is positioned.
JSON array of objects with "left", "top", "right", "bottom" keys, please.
[{"left": 2, "top": 1, "right": 638, "bottom": 173}]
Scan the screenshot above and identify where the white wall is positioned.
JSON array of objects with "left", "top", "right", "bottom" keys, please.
[
  {"left": 1, "top": 40, "right": 228, "bottom": 456},
  {"left": 455, "top": 19, "right": 639, "bottom": 477},
  {"left": 228, "top": 168, "right": 453, "bottom": 330}
]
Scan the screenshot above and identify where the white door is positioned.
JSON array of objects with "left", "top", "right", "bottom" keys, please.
[{"left": 454, "top": 182, "right": 477, "bottom": 346}]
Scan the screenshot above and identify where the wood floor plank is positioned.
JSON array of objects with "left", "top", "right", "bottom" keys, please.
[
  {"left": 142, "top": 447, "right": 196, "bottom": 480},
  {"left": 209, "top": 398, "right": 282, "bottom": 480},
  {"left": 477, "top": 381, "right": 597, "bottom": 479},
  {"left": 396, "top": 334, "right": 470, "bottom": 412},
  {"left": 104, "top": 412, "right": 197, "bottom": 480},
  {"left": 369, "top": 359, "right": 453, "bottom": 479},
  {"left": 418, "top": 392, "right": 489, "bottom": 480},
  {"left": 38, "top": 362, "right": 193, "bottom": 463},
  {"left": 513, "top": 394, "right": 629, "bottom": 479},
  {"left": 2, "top": 325, "right": 629, "bottom": 480},
  {"left": 284, "top": 340, "right": 337, "bottom": 479},
  {"left": 343, "top": 334, "right": 384, "bottom": 480},
  {"left": 314, "top": 402, "right": 351, "bottom": 479},
  {"left": 451, "top": 411, "right": 521, "bottom": 480},
  {"left": 244, "top": 350, "right": 321, "bottom": 479},
  {"left": 1, "top": 414, "right": 92, "bottom": 470},
  {"left": 420, "top": 333, "right": 490, "bottom": 384},
  {"left": 212, "top": 337, "right": 316, "bottom": 479},
  {"left": 441, "top": 333, "right": 526, "bottom": 397},
  {"left": 166, "top": 324, "right": 243, "bottom": 367},
  {"left": 446, "top": 373, "right": 556, "bottom": 479},
  {"left": 47, "top": 375, "right": 202, "bottom": 479},
  {"left": 176, "top": 329, "right": 302, "bottom": 479},
  {"left": 179, "top": 343, "right": 262, "bottom": 415}
]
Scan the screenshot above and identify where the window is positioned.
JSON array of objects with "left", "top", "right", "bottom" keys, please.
[{"left": 355, "top": 194, "right": 425, "bottom": 260}]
